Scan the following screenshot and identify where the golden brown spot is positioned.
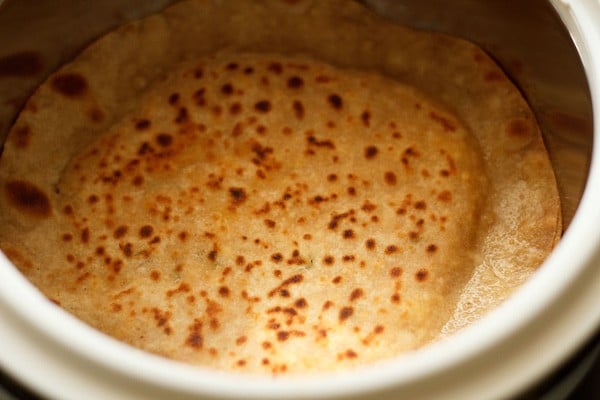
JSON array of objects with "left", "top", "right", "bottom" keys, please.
[
  {"left": 294, "top": 298, "right": 307, "bottom": 308},
  {"left": 51, "top": 72, "right": 87, "bottom": 98},
  {"left": 229, "top": 187, "right": 247, "bottom": 205},
  {"left": 268, "top": 274, "right": 303, "bottom": 297},
  {"left": 307, "top": 135, "right": 335, "bottom": 149},
  {"left": 292, "top": 100, "right": 304, "bottom": 119},
  {"left": 323, "top": 255, "right": 335, "bottom": 266},
  {"left": 385, "top": 245, "right": 399, "bottom": 254},
  {"left": 342, "top": 255, "right": 355, "bottom": 262},
  {"left": 230, "top": 122, "right": 244, "bottom": 138},
  {"left": 268, "top": 62, "right": 283, "bottom": 74},
  {"left": 139, "top": 225, "right": 153, "bottom": 238},
  {"left": 151, "top": 308, "right": 172, "bottom": 332},
  {"left": 155, "top": 133, "right": 173, "bottom": 147},
  {"left": 193, "top": 88, "right": 206, "bottom": 106},
  {"left": 438, "top": 190, "right": 452, "bottom": 202},
  {"left": 361, "top": 110, "right": 371, "bottom": 127},
  {"left": 415, "top": 268, "right": 429, "bottom": 282},
  {"left": 75, "top": 272, "right": 91, "bottom": 283},
  {"left": 342, "top": 229, "right": 355, "bottom": 239},
  {"left": 121, "top": 242, "right": 132, "bottom": 257},
  {"left": 218, "top": 286, "right": 230, "bottom": 297},
  {"left": 257, "top": 125, "right": 268, "bottom": 135},
  {"left": 166, "top": 283, "right": 191, "bottom": 297},
  {"left": 262, "top": 341, "right": 272, "bottom": 349},
  {"left": 193, "top": 68, "right": 204, "bottom": 79},
  {"left": 339, "top": 307, "right": 354, "bottom": 322},
  {"left": 429, "top": 111, "right": 456, "bottom": 132},
  {"left": 150, "top": 270, "right": 161, "bottom": 281},
  {"left": 167, "top": 93, "right": 181, "bottom": 107},
  {"left": 255, "top": 100, "right": 272, "bottom": 113},
  {"left": 390, "top": 267, "right": 402, "bottom": 278},
  {"left": 135, "top": 119, "right": 151, "bottom": 130},
  {"left": 221, "top": 83, "right": 234, "bottom": 95},
  {"left": 426, "top": 244, "right": 438, "bottom": 253},
  {"left": 507, "top": 118, "right": 532, "bottom": 137},
  {"left": 322, "top": 301, "right": 334, "bottom": 310},
  {"left": 229, "top": 102, "right": 242, "bottom": 115},
  {"left": 350, "top": 288, "right": 364, "bottom": 302},
  {"left": 236, "top": 336, "right": 247, "bottom": 345},
  {"left": 87, "top": 194, "right": 99, "bottom": 204},
  {"left": 185, "top": 319, "right": 203, "bottom": 349},
  {"left": 137, "top": 142, "right": 153, "bottom": 156},
  {"left": 327, "top": 173, "right": 338, "bottom": 182},
  {"left": 361, "top": 201, "right": 376, "bottom": 213},
  {"left": 277, "top": 331, "right": 290, "bottom": 341},
  {"left": 4, "top": 180, "right": 51, "bottom": 218},
  {"left": 175, "top": 107, "right": 189, "bottom": 123},
  {"left": 332, "top": 276, "right": 342, "bottom": 284},
  {"left": 364, "top": 146, "right": 378, "bottom": 159},
  {"left": 287, "top": 76, "right": 304, "bottom": 89},
  {"left": 111, "top": 260, "right": 122, "bottom": 273},
  {"left": 264, "top": 219, "right": 276, "bottom": 229},
  {"left": 11, "top": 125, "right": 32, "bottom": 149},
  {"left": 132, "top": 175, "right": 144, "bottom": 187},
  {"left": 365, "top": 238, "right": 376, "bottom": 250},
  {"left": 271, "top": 253, "right": 283, "bottom": 263},
  {"left": 391, "top": 293, "right": 400, "bottom": 303},
  {"left": 384, "top": 171, "right": 397, "bottom": 185},
  {"left": 415, "top": 201, "right": 427, "bottom": 210},
  {"left": 328, "top": 94, "right": 343, "bottom": 110},
  {"left": 404, "top": 147, "right": 419, "bottom": 157},
  {"left": 111, "top": 303, "right": 122, "bottom": 312},
  {"left": 80, "top": 227, "right": 90, "bottom": 244},
  {"left": 345, "top": 349, "right": 358, "bottom": 359}
]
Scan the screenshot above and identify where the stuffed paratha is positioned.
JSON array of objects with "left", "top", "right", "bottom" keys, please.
[{"left": 0, "top": 0, "right": 560, "bottom": 374}]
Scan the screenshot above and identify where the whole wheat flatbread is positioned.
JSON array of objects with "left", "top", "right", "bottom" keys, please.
[{"left": 0, "top": 0, "right": 560, "bottom": 374}]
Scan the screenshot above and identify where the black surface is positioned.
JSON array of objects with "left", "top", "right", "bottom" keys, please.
[{"left": 568, "top": 353, "right": 600, "bottom": 399}]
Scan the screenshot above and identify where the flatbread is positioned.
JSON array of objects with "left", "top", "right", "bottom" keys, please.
[{"left": 0, "top": 0, "right": 560, "bottom": 374}]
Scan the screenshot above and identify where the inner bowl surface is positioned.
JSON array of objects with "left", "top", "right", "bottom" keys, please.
[{"left": 0, "top": 1, "right": 597, "bottom": 399}]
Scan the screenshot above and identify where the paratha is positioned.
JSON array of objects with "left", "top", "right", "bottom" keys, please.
[{"left": 0, "top": 0, "right": 560, "bottom": 374}]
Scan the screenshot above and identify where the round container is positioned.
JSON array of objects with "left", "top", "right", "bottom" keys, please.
[{"left": 0, "top": 0, "right": 598, "bottom": 399}]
